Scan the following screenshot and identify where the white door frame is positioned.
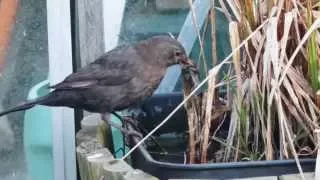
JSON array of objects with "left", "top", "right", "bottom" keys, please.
[{"left": 47, "top": 0, "right": 76, "bottom": 179}]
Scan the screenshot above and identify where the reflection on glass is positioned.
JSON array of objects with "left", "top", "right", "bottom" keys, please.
[
  {"left": 118, "top": 0, "right": 230, "bottom": 92},
  {"left": 116, "top": 0, "right": 190, "bottom": 95},
  {"left": 0, "top": 0, "right": 49, "bottom": 180},
  {"left": 120, "top": 0, "right": 188, "bottom": 44}
]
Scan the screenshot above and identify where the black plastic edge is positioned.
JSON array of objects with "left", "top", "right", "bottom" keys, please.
[{"left": 130, "top": 128, "right": 315, "bottom": 179}]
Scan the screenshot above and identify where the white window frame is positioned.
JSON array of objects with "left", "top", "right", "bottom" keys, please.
[{"left": 47, "top": 0, "right": 76, "bottom": 180}]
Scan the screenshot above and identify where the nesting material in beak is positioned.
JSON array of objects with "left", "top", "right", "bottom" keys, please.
[
  {"left": 180, "top": 58, "right": 198, "bottom": 73},
  {"left": 181, "top": 58, "right": 200, "bottom": 93},
  {"left": 179, "top": 55, "right": 190, "bottom": 65}
]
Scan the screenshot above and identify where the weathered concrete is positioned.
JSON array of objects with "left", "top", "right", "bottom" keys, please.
[
  {"left": 230, "top": 176, "right": 277, "bottom": 180},
  {"left": 76, "top": 115, "right": 158, "bottom": 180},
  {"left": 279, "top": 172, "right": 315, "bottom": 180},
  {"left": 77, "top": 0, "right": 105, "bottom": 67}
]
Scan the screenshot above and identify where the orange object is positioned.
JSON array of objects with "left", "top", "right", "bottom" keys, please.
[{"left": 0, "top": 0, "right": 19, "bottom": 72}]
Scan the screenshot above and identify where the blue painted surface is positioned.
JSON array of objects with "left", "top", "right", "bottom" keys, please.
[
  {"left": 110, "top": 113, "right": 129, "bottom": 158},
  {"left": 156, "top": 0, "right": 211, "bottom": 93},
  {"left": 24, "top": 80, "right": 53, "bottom": 180}
]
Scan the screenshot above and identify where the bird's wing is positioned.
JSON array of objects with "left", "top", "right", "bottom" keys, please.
[{"left": 50, "top": 45, "right": 140, "bottom": 90}]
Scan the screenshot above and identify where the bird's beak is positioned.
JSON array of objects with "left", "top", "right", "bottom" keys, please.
[
  {"left": 180, "top": 56, "right": 195, "bottom": 66},
  {"left": 180, "top": 57, "right": 198, "bottom": 73}
]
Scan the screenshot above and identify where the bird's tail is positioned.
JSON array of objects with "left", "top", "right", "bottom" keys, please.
[{"left": 0, "top": 94, "right": 51, "bottom": 117}]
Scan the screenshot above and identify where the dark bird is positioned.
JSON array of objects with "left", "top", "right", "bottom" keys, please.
[{"left": 0, "top": 35, "right": 192, "bottom": 135}]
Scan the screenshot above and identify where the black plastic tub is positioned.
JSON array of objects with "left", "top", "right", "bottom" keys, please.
[
  {"left": 132, "top": 92, "right": 188, "bottom": 135},
  {"left": 130, "top": 93, "right": 316, "bottom": 180},
  {"left": 130, "top": 136, "right": 315, "bottom": 180}
]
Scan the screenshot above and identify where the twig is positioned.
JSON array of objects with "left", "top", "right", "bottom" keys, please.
[
  {"left": 210, "top": 0, "right": 217, "bottom": 66},
  {"left": 182, "top": 65, "right": 200, "bottom": 163},
  {"left": 200, "top": 70, "right": 217, "bottom": 163},
  {"left": 211, "top": 136, "right": 247, "bottom": 155},
  {"left": 278, "top": 18, "right": 320, "bottom": 86},
  {"left": 188, "top": 0, "right": 208, "bottom": 74}
]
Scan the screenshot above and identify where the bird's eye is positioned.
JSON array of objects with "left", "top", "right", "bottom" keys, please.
[{"left": 175, "top": 51, "right": 182, "bottom": 56}]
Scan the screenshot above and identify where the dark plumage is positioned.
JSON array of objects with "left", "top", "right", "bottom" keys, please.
[{"left": 0, "top": 36, "right": 190, "bottom": 123}]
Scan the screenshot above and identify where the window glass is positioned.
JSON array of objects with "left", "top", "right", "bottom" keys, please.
[
  {"left": 104, "top": 0, "right": 190, "bottom": 157},
  {"left": 90, "top": 0, "right": 230, "bottom": 158},
  {"left": 117, "top": 0, "right": 230, "bottom": 92},
  {"left": 0, "top": 0, "right": 50, "bottom": 180},
  {"left": 119, "top": 0, "right": 188, "bottom": 44}
]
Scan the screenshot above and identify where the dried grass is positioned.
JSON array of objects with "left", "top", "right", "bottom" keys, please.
[{"left": 182, "top": 1, "right": 320, "bottom": 176}]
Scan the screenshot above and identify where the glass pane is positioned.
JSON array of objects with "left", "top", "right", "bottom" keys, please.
[
  {"left": 118, "top": 0, "right": 230, "bottom": 91},
  {"left": 105, "top": 0, "right": 190, "bottom": 158},
  {"left": 0, "top": 0, "right": 51, "bottom": 180},
  {"left": 119, "top": 0, "right": 188, "bottom": 44},
  {"left": 89, "top": 0, "right": 230, "bottom": 158}
]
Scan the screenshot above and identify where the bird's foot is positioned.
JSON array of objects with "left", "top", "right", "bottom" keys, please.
[
  {"left": 122, "top": 116, "right": 142, "bottom": 138},
  {"left": 181, "top": 64, "right": 199, "bottom": 74},
  {"left": 123, "top": 129, "right": 143, "bottom": 139},
  {"left": 102, "top": 113, "right": 143, "bottom": 138},
  {"left": 122, "top": 116, "right": 139, "bottom": 128},
  {"left": 180, "top": 58, "right": 198, "bottom": 73},
  {"left": 111, "top": 111, "right": 140, "bottom": 129},
  {"left": 109, "top": 119, "right": 143, "bottom": 139}
]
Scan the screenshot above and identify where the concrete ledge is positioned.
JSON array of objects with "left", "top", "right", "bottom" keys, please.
[
  {"left": 231, "top": 176, "right": 277, "bottom": 180},
  {"left": 76, "top": 115, "right": 158, "bottom": 180},
  {"left": 279, "top": 172, "right": 315, "bottom": 180}
]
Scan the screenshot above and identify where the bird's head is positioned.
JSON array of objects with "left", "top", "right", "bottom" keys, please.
[{"left": 147, "top": 35, "right": 194, "bottom": 67}]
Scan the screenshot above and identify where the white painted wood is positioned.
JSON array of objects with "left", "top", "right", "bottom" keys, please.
[
  {"left": 77, "top": 0, "right": 105, "bottom": 66},
  {"left": 47, "top": 0, "right": 76, "bottom": 179},
  {"left": 103, "top": 0, "right": 126, "bottom": 51}
]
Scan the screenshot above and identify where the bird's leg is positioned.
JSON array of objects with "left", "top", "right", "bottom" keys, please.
[
  {"left": 110, "top": 113, "right": 166, "bottom": 152},
  {"left": 103, "top": 113, "right": 142, "bottom": 138},
  {"left": 181, "top": 64, "right": 198, "bottom": 74},
  {"left": 136, "top": 122, "right": 167, "bottom": 154},
  {"left": 180, "top": 58, "right": 199, "bottom": 74},
  {"left": 111, "top": 112, "right": 139, "bottom": 129},
  {"left": 121, "top": 113, "right": 167, "bottom": 153}
]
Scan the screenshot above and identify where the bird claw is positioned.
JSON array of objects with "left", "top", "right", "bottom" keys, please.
[
  {"left": 122, "top": 117, "right": 143, "bottom": 138},
  {"left": 104, "top": 113, "right": 142, "bottom": 138},
  {"left": 125, "top": 130, "right": 143, "bottom": 139},
  {"left": 108, "top": 121, "right": 143, "bottom": 138},
  {"left": 181, "top": 64, "right": 199, "bottom": 74},
  {"left": 122, "top": 116, "right": 137, "bottom": 126}
]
